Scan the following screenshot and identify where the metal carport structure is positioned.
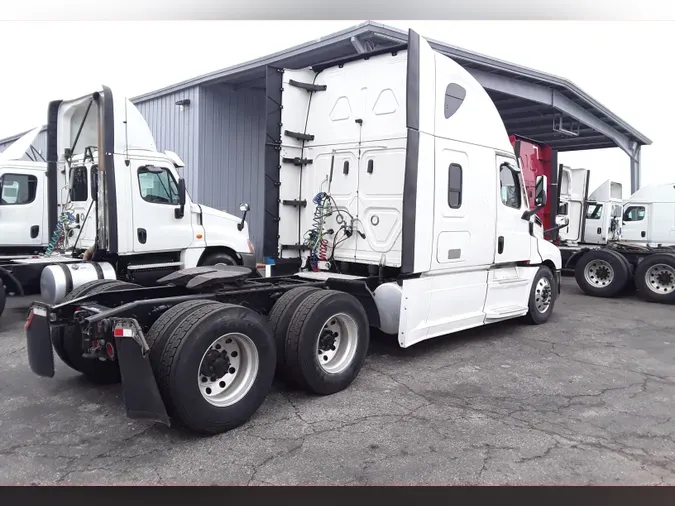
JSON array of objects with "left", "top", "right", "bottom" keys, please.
[{"left": 133, "top": 21, "right": 651, "bottom": 194}]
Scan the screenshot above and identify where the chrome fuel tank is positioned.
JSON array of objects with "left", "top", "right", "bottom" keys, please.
[{"left": 40, "top": 262, "right": 117, "bottom": 304}]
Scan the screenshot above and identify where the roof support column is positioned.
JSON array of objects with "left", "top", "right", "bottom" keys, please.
[{"left": 630, "top": 142, "right": 641, "bottom": 194}]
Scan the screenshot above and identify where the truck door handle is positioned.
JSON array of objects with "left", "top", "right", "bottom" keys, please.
[
  {"left": 30, "top": 225, "right": 39, "bottom": 239},
  {"left": 498, "top": 236, "right": 504, "bottom": 254},
  {"left": 597, "top": 227, "right": 602, "bottom": 234},
  {"left": 137, "top": 228, "right": 147, "bottom": 244},
  {"left": 641, "top": 231, "right": 646, "bottom": 238}
]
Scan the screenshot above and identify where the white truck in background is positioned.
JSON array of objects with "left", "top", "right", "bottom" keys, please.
[
  {"left": 555, "top": 165, "right": 675, "bottom": 304},
  {"left": 25, "top": 31, "right": 562, "bottom": 435},
  {"left": 0, "top": 89, "right": 256, "bottom": 322}
]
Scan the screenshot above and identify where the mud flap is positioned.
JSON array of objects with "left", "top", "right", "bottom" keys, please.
[
  {"left": 115, "top": 336, "right": 171, "bottom": 426},
  {"left": 26, "top": 305, "right": 55, "bottom": 378}
]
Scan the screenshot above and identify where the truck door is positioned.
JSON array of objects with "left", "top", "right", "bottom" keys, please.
[
  {"left": 0, "top": 168, "right": 46, "bottom": 248},
  {"left": 130, "top": 162, "right": 194, "bottom": 253},
  {"left": 494, "top": 155, "right": 531, "bottom": 264},
  {"left": 583, "top": 201, "right": 605, "bottom": 244},
  {"left": 558, "top": 166, "right": 589, "bottom": 242},
  {"left": 621, "top": 204, "right": 648, "bottom": 242},
  {"left": 62, "top": 164, "right": 97, "bottom": 249}
]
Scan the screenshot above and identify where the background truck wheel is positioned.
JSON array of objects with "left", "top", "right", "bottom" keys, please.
[
  {"left": 284, "top": 290, "right": 369, "bottom": 395},
  {"left": 0, "top": 283, "right": 5, "bottom": 320},
  {"left": 634, "top": 253, "right": 675, "bottom": 304},
  {"left": 52, "top": 280, "right": 139, "bottom": 384},
  {"left": 155, "top": 303, "right": 276, "bottom": 435},
  {"left": 146, "top": 299, "right": 223, "bottom": 371},
  {"left": 574, "top": 249, "right": 629, "bottom": 298},
  {"left": 267, "top": 286, "right": 321, "bottom": 381},
  {"left": 201, "top": 252, "right": 237, "bottom": 267},
  {"left": 523, "top": 266, "right": 556, "bottom": 325}
]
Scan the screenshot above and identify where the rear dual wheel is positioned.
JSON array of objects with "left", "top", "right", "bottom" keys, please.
[
  {"left": 574, "top": 249, "right": 631, "bottom": 298},
  {"left": 148, "top": 301, "right": 276, "bottom": 435},
  {"left": 270, "top": 288, "right": 370, "bottom": 395},
  {"left": 634, "top": 253, "right": 675, "bottom": 304}
]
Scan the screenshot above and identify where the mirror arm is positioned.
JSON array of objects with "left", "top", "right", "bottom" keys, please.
[{"left": 237, "top": 210, "right": 248, "bottom": 231}]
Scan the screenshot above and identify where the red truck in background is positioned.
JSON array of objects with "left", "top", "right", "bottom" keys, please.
[{"left": 509, "top": 135, "right": 559, "bottom": 242}]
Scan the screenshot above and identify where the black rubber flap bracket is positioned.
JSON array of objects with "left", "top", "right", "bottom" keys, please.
[
  {"left": 26, "top": 303, "right": 55, "bottom": 378},
  {"left": 185, "top": 267, "right": 253, "bottom": 290},
  {"left": 288, "top": 79, "right": 327, "bottom": 92},
  {"left": 116, "top": 335, "right": 171, "bottom": 426}
]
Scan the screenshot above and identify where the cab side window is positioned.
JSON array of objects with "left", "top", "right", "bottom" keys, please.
[
  {"left": 137, "top": 166, "right": 179, "bottom": 205},
  {"left": 586, "top": 203, "right": 603, "bottom": 220},
  {"left": 499, "top": 164, "right": 522, "bottom": 210},
  {"left": 623, "top": 206, "right": 645, "bottom": 222},
  {"left": 0, "top": 173, "right": 37, "bottom": 205}
]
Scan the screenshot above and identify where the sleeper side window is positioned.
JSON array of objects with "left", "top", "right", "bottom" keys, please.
[
  {"left": 444, "top": 84, "right": 467, "bottom": 119},
  {"left": 499, "top": 164, "right": 522, "bottom": 210},
  {"left": 447, "top": 163, "right": 462, "bottom": 209}
]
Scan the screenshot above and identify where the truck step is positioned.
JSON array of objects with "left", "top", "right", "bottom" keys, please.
[
  {"left": 284, "top": 130, "right": 315, "bottom": 142},
  {"left": 282, "top": 199, "right": 308, "bottom": 208},
  {"left": 11, "top": 256, "right": 80, "bottom": 265},
  {"left": 288, "top": 79, "right": 327, "bottom": 92},
  {"left": 484, "top": 306, "right": 528, "bottom": 320},
  {"left": 282, "top": 156, "right": 313, "bottom": 167},
  {"left": 127, "top": 261, "right": 182, "bottom": 271}
]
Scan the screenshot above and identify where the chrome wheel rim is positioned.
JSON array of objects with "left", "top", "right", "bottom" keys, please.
[
  {"left": 535, "top": 277, "right": 553, "bottom": 313},
  {"left": 645, "top": 264, "right": 675, "bottom": 295},
  {"left": 316, "top": 313, "right": 359, "bottom": 374},
  {"left": 584, "top": 259, "right": 615, "bottom": 288},
  {"left": 197, "top": 333, "right": 259, "bottom": 407}
]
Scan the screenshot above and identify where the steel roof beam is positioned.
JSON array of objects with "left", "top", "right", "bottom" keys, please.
[{"left": 469, "top": 68, "right": 634, "bottom": 157}]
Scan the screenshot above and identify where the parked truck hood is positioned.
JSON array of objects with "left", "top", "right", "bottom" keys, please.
[{"left": 197, "top": 204, "right": 242, "bottom": 224}]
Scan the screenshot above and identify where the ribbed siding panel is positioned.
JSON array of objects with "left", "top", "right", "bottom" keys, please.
[
  {"left": 199, "top": 86, "right": 266, "bottom": 259},
  {"left": 134, "top": 87, "right": 201, "bottom": 199}
]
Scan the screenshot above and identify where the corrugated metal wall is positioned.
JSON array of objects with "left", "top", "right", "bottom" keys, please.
[
  {"left": 134, "top": 86, "right": 201, "bottom": 197},
  {"left": 0, "top": 129, "right": 48, "bottom": 162},
  {"left": 199, "top": 86, "right": 266, "bottom": 258}
]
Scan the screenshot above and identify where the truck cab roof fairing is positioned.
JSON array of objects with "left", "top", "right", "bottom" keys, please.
[{"left": 0, "top": 126, "right": 44, "bottom": 162}]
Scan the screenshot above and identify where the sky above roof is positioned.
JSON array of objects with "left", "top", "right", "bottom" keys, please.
[{"left": 0, "top": 20, "right": 672, "bottom": 194}]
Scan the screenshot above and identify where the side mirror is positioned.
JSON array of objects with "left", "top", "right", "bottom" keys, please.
[
  {"left": 175, "top": 178, "right": 186, "bottom": 219},
  {"left": 534, "top": 174, "right": 548, "bottom": 208},
  {"left": 522, "top": 175, "right": 548, "bottom": 221},
  {"left": 90, "top": 165, "right": 98, "bottom": 198},
  {"left": 238, "top": 202, "right": 249, "bottom": 231}
]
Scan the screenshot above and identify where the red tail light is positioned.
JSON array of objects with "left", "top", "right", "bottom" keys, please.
[{"left": 25, "top": 311, "right": 34, "bottom": 331}]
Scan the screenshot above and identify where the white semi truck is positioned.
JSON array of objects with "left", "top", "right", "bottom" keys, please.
[
  {"left": 24, "top": 31, "right": 562, "bottom": 435},
  {"left": 554, "top": 165, "right": 675, "bottom": 304},
  {"left": 0, "top": 90, "right": 256, "bottom": 323}
]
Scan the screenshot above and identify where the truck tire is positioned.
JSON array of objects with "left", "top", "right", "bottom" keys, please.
[
  {"left": 523, "top": 266, "right": 556, "bottom": 325},
  {"left": 0, "top": 283, "right": 6, "bottom": 320},
  {"left": 574, "top": 249, "right": 629, "bottom": 298},
  {"left": 155, "top": 303, "right": 276, "bottom": 435},
  {"left": 200, "top": 252, "right": 238, "bottom": 267},
  {"left": 634, "top": 253, "right": 675, "bottom": 304},
  {"left": 284, "top": 290, "right": 369, "bottom": 395},
  {"left": 52, "top": 280, "right": 139, "bottom": 384},
  {"left": 267, "top": 286, "right": 321, "bottom": 381},
  {"left": 146, "top": 299, "right": 223, "bottom": 371}
]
